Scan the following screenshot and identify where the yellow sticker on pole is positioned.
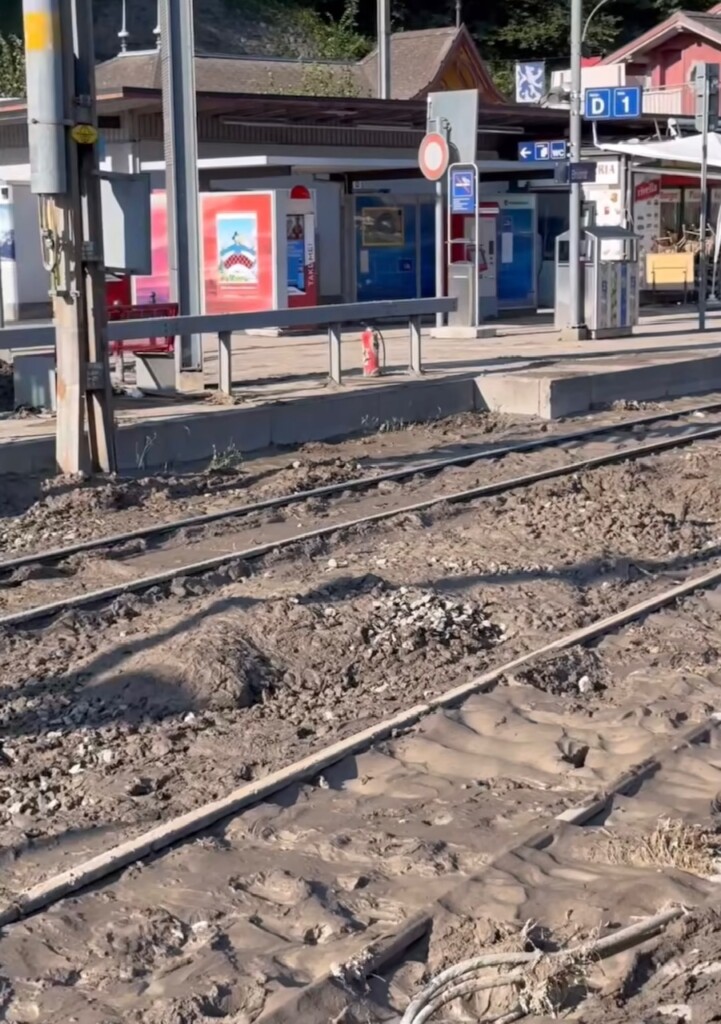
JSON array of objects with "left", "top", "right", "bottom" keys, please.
[
  {"left": 71, "top": 124, "right": 99, "bottom": 146},
  {"left": 24, "top": 11, "right": 58, "bottom": 51}
]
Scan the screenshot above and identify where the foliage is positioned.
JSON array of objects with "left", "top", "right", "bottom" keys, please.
[
  {"left": 288, "top": 0, "right": 370, "bottom": 60},
  {"left": 297, "top": 62, "right": 367, "bottom": 96},
  {"left": 0, "top": 32, "right": 24, "bottom": 99}
]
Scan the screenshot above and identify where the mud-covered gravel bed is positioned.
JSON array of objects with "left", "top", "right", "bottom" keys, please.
[
  {"left": 2, "top": 438, "right": 721, "bottom": 903},
  {"left": 0, "top": 395, "right": 715, "bottom": 558}
]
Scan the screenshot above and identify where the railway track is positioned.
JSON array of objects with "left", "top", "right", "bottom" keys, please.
[
  {"left": 4, "top": 402, "right": 721, "bottom": 628},
  {"left": 2, "top": 561, "right": 721, "bottom": 1023}
]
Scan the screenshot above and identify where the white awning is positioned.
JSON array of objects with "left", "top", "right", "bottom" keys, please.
[{"left": 598, "top": 132, "right": 721, "bottom": 170}]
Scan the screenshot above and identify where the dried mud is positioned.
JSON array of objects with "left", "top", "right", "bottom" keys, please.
[{"left": 2, "top": 415, "right": 721, "bottom": 1022}]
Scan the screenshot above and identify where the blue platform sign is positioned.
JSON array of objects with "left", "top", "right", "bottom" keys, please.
[
  {"left": 584, "top": 85, "right": 642, "bottom": 120},
  {"left": 518, "top": 139, "right": 567, "bottom": 162},
  {"left": 450, "top": 167, "right": 476, "bottom": 214}
]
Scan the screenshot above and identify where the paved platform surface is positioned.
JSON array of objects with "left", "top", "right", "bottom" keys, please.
[{"left": 1, "top": 308, "right": 720, "bottom": 447}]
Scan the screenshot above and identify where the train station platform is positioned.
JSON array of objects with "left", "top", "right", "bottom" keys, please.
[{"left": 1, "top": 309, "right": 721, "bottom": 474}]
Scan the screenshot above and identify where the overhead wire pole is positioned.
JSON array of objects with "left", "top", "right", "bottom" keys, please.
[
  {"left": 568, "top": 0, "right": 587, "bottom": 338},
  {"left": 159, "top": 0, "right": 203, "bottom": 390},
  {"left": 72, "top": 0, "right": 116, "bottom": 471},
  {"left": 23, "top": 0, "right": 116, "bottom": 473},
  {"left": 377, "top": 0, "right": 391, "bottom": 99}
]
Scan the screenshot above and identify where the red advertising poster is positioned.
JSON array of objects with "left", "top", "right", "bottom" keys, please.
[
  {"left": 133, "top": 191, "right": 170, "bottom": 305},
  {"left": 202, "top": 192, "right": 276, "bottom": 314}
]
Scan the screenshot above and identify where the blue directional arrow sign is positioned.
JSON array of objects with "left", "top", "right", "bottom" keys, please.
[
  {"left": 518, "top": 139, "right": 567, "bottom": 162},
  {"left": 585, "top": 85, "right": 642, "bottom": 120}
]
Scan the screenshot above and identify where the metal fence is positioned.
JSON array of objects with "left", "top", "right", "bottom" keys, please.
[{"left": 0, "top": 297, "right": 457, "bottom": 391}]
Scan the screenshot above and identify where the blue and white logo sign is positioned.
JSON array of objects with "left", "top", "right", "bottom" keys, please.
[
  {"left": 584, "top": 85, "right": 642, "bottom": 120},
  {"left": 518, "top": 139, "right": 567, "bottom": 162},
  {"left": 450, "top": 167, "right": 476, "bottom": 214},
  {"left": 515, "top": 61, "right": 545, "bottom": 104}
]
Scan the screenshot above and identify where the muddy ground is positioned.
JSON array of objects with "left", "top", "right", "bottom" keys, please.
[
  {"left": 2, "top": 410, "right": 721, "bottom": 1021},
  {"left": 0, "top": 394, "right": 714, "bottom": 557},
  {"left": 2, "top": 437, "right": 721, "bottom": 895},
  {"left": 1, "top": 584, "right": 721, "bottom": 1022}
]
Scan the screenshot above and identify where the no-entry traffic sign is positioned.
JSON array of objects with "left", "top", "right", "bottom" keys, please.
[{"left": 418, "top": 132, "right": 450, "bottom": 181}]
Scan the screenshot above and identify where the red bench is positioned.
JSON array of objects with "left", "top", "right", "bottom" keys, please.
[{"left": 107, "top": 302, "right": 178, "bottom": 356}]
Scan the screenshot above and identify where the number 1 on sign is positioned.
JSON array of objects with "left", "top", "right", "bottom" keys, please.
[{"left": 618, "top": 94, "right": 630, "bottom": 113}]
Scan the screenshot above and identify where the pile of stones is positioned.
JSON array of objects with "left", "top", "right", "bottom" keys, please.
[{"left": 360, "top": 586, "right": 505, "bottom": 659}]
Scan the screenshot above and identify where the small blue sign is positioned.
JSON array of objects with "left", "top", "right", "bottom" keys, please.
[
  {"left": 518, "top": 139, "right": 567, "bottom": 162},
  {"left": 450, "top": 167, "right": 476, "bottom": 214},
  {"left": 584, "top": 85, "right": 642, "bottom": 120}
]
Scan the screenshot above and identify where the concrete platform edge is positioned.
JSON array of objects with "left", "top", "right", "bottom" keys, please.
[{"left": 0, "top": 373, "right": 479, "bottom": 476}]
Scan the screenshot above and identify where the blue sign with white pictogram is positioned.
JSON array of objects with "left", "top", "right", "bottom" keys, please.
[
  {"left": 518, "top": 139, "right": 567, "bottom": 162},
  {"left": 515, "top": 61, "right": 545, "bottom": 104},
  {"left": 584, "top": 85, "right": 642, "bottom": 120},
  {"left": 450, "top": 167, "right": 476, "bottom": 214}
]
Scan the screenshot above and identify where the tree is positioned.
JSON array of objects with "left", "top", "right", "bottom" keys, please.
[{"left": 0, "top": 33, "right": 25, "bottom": 99}]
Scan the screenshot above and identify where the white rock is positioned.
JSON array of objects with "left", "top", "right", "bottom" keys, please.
[
  {"left": 327, "top": 558, "right": 338, "bottom": 570},
  {"left": 99, "top": 749, "right": 115, "bottom": 765},
  {"left": 577, "top": 675, "right": 593, "bottom": 695},
  {"left": 68, "top": 763, "right": 83, "bottom": 775}
]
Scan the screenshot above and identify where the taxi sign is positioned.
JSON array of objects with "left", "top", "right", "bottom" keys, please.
[{"left": 71, "top": 123, "right": 98, "bottom": 145}]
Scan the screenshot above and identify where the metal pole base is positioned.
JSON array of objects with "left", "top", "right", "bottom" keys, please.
[{"left": 558, "top": 325, "right": 590, "bottom": 342}]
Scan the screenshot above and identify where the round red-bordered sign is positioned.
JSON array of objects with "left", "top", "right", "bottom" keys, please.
[{"left": 418, "top": 132, "right": 450, "bottom": 181}]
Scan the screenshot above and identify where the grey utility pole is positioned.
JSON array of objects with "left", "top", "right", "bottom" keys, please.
[
  {"left": 23, "top": 0, "right": 116, "bottom": 473},
  {"left": 159, "top": 0, "right": 203, "bottom": 387},
  {"left": 695, "top": 62, "right": 719, "bottom": 332},
  {"left": 568, "top": 0, "right": 586, "bottom": 337},
  {"left": 378, "top": 0, "right": 391, "bottom": 99}
]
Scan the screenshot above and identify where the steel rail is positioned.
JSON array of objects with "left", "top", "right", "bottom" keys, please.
[
  {"left": 4, "top": 417, "right": 721, "bottom": 629},
  {"left": 3, "top": 400, "right": 721, "bottom": 578},
  {"left": 2, "top": 555, "right": 720, "bottom": 927}
]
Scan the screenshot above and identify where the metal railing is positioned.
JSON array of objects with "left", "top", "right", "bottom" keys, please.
[{"left": 0, "top": 297, "right": 457, "bottom": 391}]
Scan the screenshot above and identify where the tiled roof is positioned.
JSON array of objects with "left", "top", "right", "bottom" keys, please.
[{"left": 95, "top": 26, "right": 466, "bottom": 101}]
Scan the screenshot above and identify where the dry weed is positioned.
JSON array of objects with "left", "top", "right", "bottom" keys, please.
[{"left": 598, "top": 818, "right": 721, "bottom": 877}]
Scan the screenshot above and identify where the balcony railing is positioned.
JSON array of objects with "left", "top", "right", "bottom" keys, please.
[{"left": 641, "top": 83, "right": 691, "bottom": 116}]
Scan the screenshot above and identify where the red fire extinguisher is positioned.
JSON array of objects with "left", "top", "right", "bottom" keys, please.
[{"left": 361, "top": 325, "right": 385, "bottom": 377}]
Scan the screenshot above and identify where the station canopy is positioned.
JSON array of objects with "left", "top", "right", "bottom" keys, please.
[{"left": 599, "top": 132, "right": 721, "bottom": 170}]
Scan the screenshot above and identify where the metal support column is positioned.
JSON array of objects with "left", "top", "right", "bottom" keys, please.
[
  {"left": 218, "top": 330, "right": 232, "bottom": 394},
  {"left": 568, "top": 0, "right": 587, "bottom": 337},
  {"left": 159, "top": 0, "right": 203, "bottom": 385},
  {"left": 377, "top": 0, "right": 391, "bottom": 99},
  {"left": 435, "top": 180, "right": 444, "bottom": 327},
  {"left": 699, "top": 76, "right": 710, "bottom": 332},
  {"left": 328, "top": 323, "right": 342, "bottom": 384},
  {"left": 409, "top": 315, "right": 422, "bottom": 375}
]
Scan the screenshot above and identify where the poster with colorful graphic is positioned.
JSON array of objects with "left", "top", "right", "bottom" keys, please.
[
  {"left": 217, "top": 213, "right": 259, "bottom": 285},
  {"left": 202, "top": 192, "right": 275, "bottom": 314},
  {"left": 287, "top": 214, "right": 305, "bottom": 294},
  {"left": 134, "top": 191, "right": 277, "bottom": 315},
  {"left": 133, "top": 190, "right": 170, "bottom": 306}
]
